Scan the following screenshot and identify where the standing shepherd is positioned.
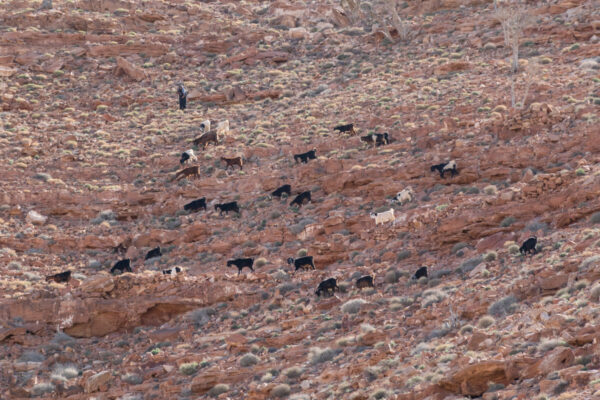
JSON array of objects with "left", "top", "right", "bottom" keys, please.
[{"left": 177, "top": 83, "right": 188, "bottom": 111}]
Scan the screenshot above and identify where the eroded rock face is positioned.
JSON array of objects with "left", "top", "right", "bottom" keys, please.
[
  {"left": 0, "top": 275, "right": 241, "bottom": 338},
  {"left": 438, "top": 361, "right": 511, "bottom": 396}
]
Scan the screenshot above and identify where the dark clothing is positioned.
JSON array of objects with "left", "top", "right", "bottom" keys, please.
[{"left": 177, "top": 86, "right": 188, "bottom": 110}]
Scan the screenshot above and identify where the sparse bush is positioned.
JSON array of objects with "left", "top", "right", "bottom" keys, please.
[
  {"left": 309, "top": 347, "right": 335, "bottom": 364},
  {"left": 384, "top": 268, "right": 401, "bottom": 283},
  {"left": 390, "top": 296, "right": 413, "bottom": 307},
  {"left": 290, "top": 395, "right": 310, "bottom": 400},
  {"left": 477, "top": 315, "right": 495, "bottom": 329},
  {"left": 179, "top": 362, "right": 198, "bottom": 375},
  {"left": 484, "top": 251, "right": 497, "bottom": 262},
  {"left": 371, "top": 388, "right": 390, "bottom": 399},
  {"left": 574, "top": 280, "right": 588, "bottom": 291},
  {"left": 406, "top": 376, "right": 423, "bottom": 388},
  {"left": 188, "top": 307, "right": 216, "bottom": 327},
  {"left": 32, "top": 382, "right": 54, "bottom": 396},
  {"left": 255, "top": 257, "right": 267, "bottom": 268},
  {"left": 500, "top": 216, "right": 516, "bottom": 227},
  {"left": 397, "top": 250, "right": 411, "bottom": 261},
  {"left": 526, "top": 220, "right": 548, "bottom": 233},
  {"left": 364, "top": 366, "right": 381, "bottom": 381},
  {"left": 283, "top": 366, "right": 303, "bottom": 379},
  {"left": 209, "top": 384, "right": 229, "bottom": 397},
  {"left": 342, "top": 298, "right": 367, "bottom": 314},
  {"left": 421, "top": 289, "right": 447, "bottom": 308},
  {"left": 460, "top": 324, "right": 474, "bottom": 334},
  {"left": 488, "top": 295, "right": 518, "bottom": 317},
  {"left": 271, "top": 384, "right": 291, "bottom": 398},
  {"left": 240, "top": 353, "right": 260, "bottom": 367},
  {"left": 538, "top": 338, "right": 567, "bottom": 352},
  {"left": 7, "top": 261, "right": 22, "bottom": 270},
  {"left": 580, "top": 256, "right": 600, "bottom": 271},
  {"left": 19, "top": 351, "right": 45, "bottom": 362},
  {"left": 51, "top": 364, "right": 79, "bottom": 380},
  {"left": 590, "top": 284, "right": 600, "bottom": 301},
  {"left": 458, "top": 256, "right": 483, "bottom": 274},
  {"left": 121, "top": 373, "right": 142, "bottom": 384},
  {"left": 451, "top": 242, "right": 470, "bottom": 254},
  {"left": 297, "top": 248, "right": 308, "bottom": 257},
  {"left": 590, "top": 212, "right": 600, "bottom": 224},
  {"left": 483, "top": 185, "right": 498, "bottom": 195},
  {"left": 336, "top": 336, "right": 355, "bottom": 347},
  {"left": 508, "top": 244, "right": 520, "bottom": 254}
]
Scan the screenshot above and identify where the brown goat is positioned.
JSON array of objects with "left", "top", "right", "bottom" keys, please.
[
  {"left": 193, "top": 130, "right": 218, "bottom": 149},
  {"left": 221, "top": 156, "right": 243, "bottom": 170},
  {"left": 174, "top": 166, "right": 199, "bottom": 181}
]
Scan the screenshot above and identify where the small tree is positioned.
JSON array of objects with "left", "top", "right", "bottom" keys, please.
[
  {"left": 509, "top": 61, "right": 538, "bottom": 109},
  {"left": 494, "top": 1, "right": 531, "bottom": 73},
  {"left": 338, "top": 0, "right": 418, "bottom": 43},
  {"left": 340, "top": 0, "right": 365, "bottom": 25}
]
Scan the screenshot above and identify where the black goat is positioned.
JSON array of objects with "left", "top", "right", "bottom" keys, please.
[
  {"left": 227, "top": 258, "right": 254, "bottom": 275},
  {"left": 430, "top": 160, "right": 458, "bottom": 178},
  {"left": 162, "top": 267, "right": 181, "bottom": 275},
  {"left": 520, "top": 237, "right": 537, "bottom": 255},
  {"left": 290, "top": 191, "right": 311, "bottom": 207},
  {"left": 315, "top": 278, "right": 339, "bottom": 296},
  {"left": 412, "top": 266, "right": 428, "bottom": 280},
  {"left": 184, "top": 198, "right": 207, "bottom": 212},
  {"left": 356, "top": 275, "right": 374, "bottom": 289},
  {"left": 287, "top": 256, "right": 315, "bottom": 271},
  {"left": 111, "top": 259, "right": 132, "bottom": 275},
  {"left": 271, "top": 184, "right": 291, "bottom": 198},
  {"left": 293, "top": 149, "right": 317, "bottom": 164},
  {"left": 145, "top": 247, "right": 162, "bottom": 260},
  {"left": 334, "top": 123, "right": 355, "bottom": 134},
  {"left": 215, "top": 201, "right": 240, "bottom": 215},
  {"left": 46, "top": 270, "right": 71, "bottom": 283}
]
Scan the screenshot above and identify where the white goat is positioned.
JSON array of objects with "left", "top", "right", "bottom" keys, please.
[
  {"left": 370, "top": 208, "right": 395, "bottom": 226},
  {"left": 181, "top": 149, "right": 197, "bottom": 165},
  {"left": 200, "top": 119, "right": 211, "bottom": 133},
  {"left": 443, "top": 160, "right": 456, "bottom": 172},
  {"left": 217, "top": 119, "right": 229, "bottom": 135},
  {"left": 393, "top": 186, "right": 414, "bottom": 205}
]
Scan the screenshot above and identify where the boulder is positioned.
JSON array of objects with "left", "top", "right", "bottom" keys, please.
[
  {"left": 438, "top": 361, "right": 510, "bottom": 396},
  {"left": 84, "top": 370, "right": 111, "bottom": 393}
]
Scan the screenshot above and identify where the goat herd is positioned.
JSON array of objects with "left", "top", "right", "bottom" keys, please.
[{"left": 43, "top": 117, "right": 540, "bottom": 299}]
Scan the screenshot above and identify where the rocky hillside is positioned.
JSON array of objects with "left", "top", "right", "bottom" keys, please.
[{"left": 1, "top": 0, "right": 600, "bottom": 398}]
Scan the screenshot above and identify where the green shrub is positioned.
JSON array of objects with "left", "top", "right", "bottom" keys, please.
[
  {"left": 484, "top": 251, "right": 497, "bottom": 262},
  {"left": 488, "top": 295, "right": 518, "bottom": 317},
  {"left": 179, "top": 362, "right": 199, "bottom": 375},
  {"left": 342, "top": 299, "right": 367, "bottom": 314},
  {"left": 500, "top": 216, "right": 516, "bottom": 227},
  {"left": 477, "top": 315, "right": 495, "bottom": 328},
  {"left": 240, "top": 353, "right": 260, "bottom": 367},
  {"left": 255, "top": 257, "right": 268, "bottom": 268},
  {"left": 271, "top": 384, "right": 291, "bottom": 398},
  {"left": 209, "top": 383, "right": 229, "bottom": 397},
  {"left": 309, "top": 347, "right": 335, "bottom": 364},
  {"left": 283, "top": 366, "right": 303, "bottom": 379}
]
